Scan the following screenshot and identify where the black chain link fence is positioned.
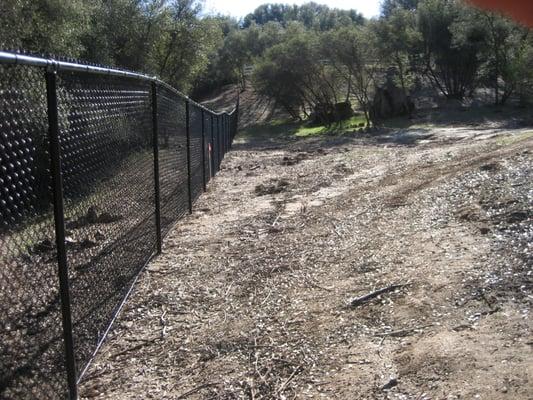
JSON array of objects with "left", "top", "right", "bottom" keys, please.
[{"left": 0, "top": 51, "right": 238, "bottom": 399}]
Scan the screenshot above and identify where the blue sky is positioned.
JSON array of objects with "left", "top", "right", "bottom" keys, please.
[{"left": 203, "top": 0, "right": 381, "bottom": 19}]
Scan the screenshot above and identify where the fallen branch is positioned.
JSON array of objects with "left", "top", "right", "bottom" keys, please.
[
  {"left": 277, "top": 365, "right": 303, "bottom": 395},
  {"left": 109, "top": 337, "right": 159, "bottom": 359},
  {"left": 375, "top": 324, "right": 433, "bottom": 338},
  {"left": 350, "top": 283, "right": 406, "bottom": 307},
  {"left": 176, "top": 382, "right": 220, "bottom": 399}
]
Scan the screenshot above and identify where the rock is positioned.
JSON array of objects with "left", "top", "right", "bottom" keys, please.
[
  {"left": 382, "top": 378, "right": 398, "bottom": 390},
  {"left": 65, "top": 237, "right": 77, "bottom": 247},
  {"left": 479, "top": 224, "right": 491, "bottom": 235},
  {"left": 334, "top": 101, "right": 354, "bottom": 120},
  {"left": 79, "top": 239, "right": 98, "bottom": 249},
  {"left": 255, "top": 179, "right": 290, "bottom": 196},
  {"left": 506, "top": 210, "right": 529, "bottom": 223},
  {"left": 94, "top": 231, "right": 106, "bottom": 241},
  {"left": 86, "top": 206, "right": 98, "bottom": 224},
  {"left": 479, "top": 162, "right": 500, "bottom": 172},
  {"left": 371, "top": 79, "right": 414, "bottom": 122},
  {"left": 281, "top": 153, "right": 308, "bottom": 166},
  {"left": 97, "top": 212, "right": 122, "bottom": 224},
  {"left": 34, "top": 239, "right": 54, "bottom": 253},
  {"left": 311, "top": 101, "right": 354, "bottom": 124}
]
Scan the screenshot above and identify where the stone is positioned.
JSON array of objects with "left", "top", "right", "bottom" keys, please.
[{"left": 371, "top": 79, "right": 415, "bottom": 122}]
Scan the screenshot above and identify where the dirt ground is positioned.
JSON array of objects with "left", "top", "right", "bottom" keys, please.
[{"left": 79, "top": 118, "right": 532, "bottom": 399}]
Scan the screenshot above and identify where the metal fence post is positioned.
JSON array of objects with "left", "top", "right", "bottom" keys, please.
[
  {"left": 45, "top": 67, "right": 78, "bottom": 400},
  {"left": 185, "top": 100, "right": 193, "bottom": 213},
  {"left": 226, "top": 115, "right": 230, "bottom": 149},
  {"left": 224, "top": 115, "right": 228, "bottom": 154},
  {"left": 218, "top": 116, "right": 222, "bottom": 168},
  {"left": 210, "top": 114, "right": 215, "bottom": 176},
  {"left": 151, "top": 82, "right": 162, "bottom": 254},
  {"left": 224, "top": 116, "right": 227, "bottom": 153},
  {"left": 200, "top": 109, "right": 207, "bottom": 192}
]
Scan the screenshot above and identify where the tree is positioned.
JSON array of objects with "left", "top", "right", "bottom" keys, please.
[
  {"left": 253, "top": 26, "right": 341, "bottom": 121},
  {"left": 475, "top": 12, "right": 531, "bottom": 105},
  {"left": 372, "top": 8, "right": 420, "bottom": 92},
  {"left": 243, "top": 2, "right": 363, "bottom": 31},
  {"left": 417, "top": 0, "right": 486, "bottom": 100},
  {"left": 0, "top": 0, "right": 92, "bottom": 57},
  {"left": 381, "top": 0, "right": 419, "bottom": 17},
  {"left": 149, "top": 0, "right": 222, "bottom": 91},
  {"left": 321, "top": 26, "right": 382, "bottom": 125}
]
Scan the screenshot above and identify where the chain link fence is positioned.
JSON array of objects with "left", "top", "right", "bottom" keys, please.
[{"left": 0, "top": 51, "right": 238, "bottom": 399}]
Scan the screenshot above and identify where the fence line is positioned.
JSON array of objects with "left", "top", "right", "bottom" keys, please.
[{"left": 0, "top": 50, "right": 238, "bottom": 399}]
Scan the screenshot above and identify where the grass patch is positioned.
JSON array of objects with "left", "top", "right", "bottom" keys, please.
[
  {"left": 237, "top": 105, "right": 533, "bottom": 143},
  {"left": 295, "top": 115, "right": 367, "bottom": 137},
  {"left": 238, "top": 115, "right": 368, "bottom": 141},
  {"left": 496, "top": 130, "right": 533, "bottom": 146}
]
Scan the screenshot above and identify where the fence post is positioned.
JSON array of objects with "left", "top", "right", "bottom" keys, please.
[
  {"left": 226, "top": 115, "right": 230, "bottom": 149},
  {"left": 233, "top": 95, "right": 239, "bottom": 144},
  {"left": 45, "top": 67, "right": 78, "bottom": 400},
  {"left": 185, "top": 100, "right": 193, "bottom": 213},
  {"left": 200, "top": 109, "right": 207, "bottom": 192},
  {"left": 218, "top": 114, "right": 224, "bottom": 159},
  {"left": 218, "top": 116, "right": 222, "bottom": 167},
  {"left": 223, "top": 115, "right": 227, "bottom": 152},
  {"left": 151, "top": 82, "right": 162, "bottom": 254},
  {"left": 214, "top": 115, "right": 218, "bottom": 172},
  {"left": 219, "top": 116, "right": 222, "bottom": 166},
  {"left": 210, "top": 114, "right": 215, "bottom": 176},
  {"left": 225, "top": 115, "right": 228, "bottom": 153}
]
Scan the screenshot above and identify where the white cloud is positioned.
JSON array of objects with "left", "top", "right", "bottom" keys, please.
[{"left": 203, "top": 0, "right": 381, "bottom": 19}]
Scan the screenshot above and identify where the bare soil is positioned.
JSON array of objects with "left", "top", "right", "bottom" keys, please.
[{"left": 79, "top": 122, "right": 532, "bottom": 399}]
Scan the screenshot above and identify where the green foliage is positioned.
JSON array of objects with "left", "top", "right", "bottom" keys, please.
[
  {"left": 381, "top": 0, "right": 420, "bottom": 17},
  {"left": 150, "top": 3, "right": 223, "bottom": 91},
  {"left": 0, "top": 0, "right": 92, "bottom": 57},
  {"left": 372, "top": 8, "right": 420, "bottom": 90},
  {"left": 238, "top": 114, "right": 367, "bottom": 141},
  {"left": 294, "top": 115, "right": 367, "bottom": 137},
  {"left": 320, "top": 26, "right": 381, "bottom": 124},
  {"left": 253, "top": 26, "right": 345, "bottom": 121},
  {"left": 470, "top": 12, "right": 532, "bottom": 104},
  {"left": 252, "top": 28, "right": 319, "bottom": 119},
  {"left": 417, "top": 0, "right": 486, "bottom": 99},
  {"left": 242, "top": 2, "right": 364, "bottom": 30},
  {"left": 0, "top": 0, "right": 223, "bottom": 93},
  {"left": 1, "top": 0, "right": 532, "bottom": 107}
]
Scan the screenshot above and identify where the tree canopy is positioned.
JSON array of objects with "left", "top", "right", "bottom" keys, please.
[{"left": 0, "top": 0, "right": 532, "bottom": 108}]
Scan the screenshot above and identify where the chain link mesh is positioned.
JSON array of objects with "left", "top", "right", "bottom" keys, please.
[
  {"left": 0, "top": 53, "right": 238, "bottom": 399},
  {"left": 157, "top": 84, "right": 189, "bottom": 236},
  {"left": 189, "top": 104, "right": 204, "bottom": 203},
  {"left": 203, "top": 111, "right": 211, "bottom": 185},
  {"left": 56, "top": 71, "right": 156, "bottom": 373},
  {"left": 0, "top": 64, "right": 68, "bottom": 399}
]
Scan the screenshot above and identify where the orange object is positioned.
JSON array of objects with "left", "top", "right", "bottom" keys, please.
[{"left": 467, "top": 0, "right": 533, "bottom": 27}]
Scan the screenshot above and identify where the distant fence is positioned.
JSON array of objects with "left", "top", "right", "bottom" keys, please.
[{"left": 0, "top": 51, "right": 238, "bottom": 400}]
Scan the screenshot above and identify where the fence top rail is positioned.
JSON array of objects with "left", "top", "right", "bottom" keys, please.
[{"left": 0, "top": 50, "right": 236, "bottom": 117}]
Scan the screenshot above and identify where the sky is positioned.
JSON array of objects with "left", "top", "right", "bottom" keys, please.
[{"left": 203, "top": 0, "right": 381, "bottom": 20}]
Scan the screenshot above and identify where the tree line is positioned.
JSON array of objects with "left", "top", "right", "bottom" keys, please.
[
  {"left": 244, "top": 0, "right": 533, "bottom": 123},
  {"left": 1, "top": 0, "right": 532, "bottom": 122},
  {"left": 0, "top": 0, "right": 221, "bottom": 92}
]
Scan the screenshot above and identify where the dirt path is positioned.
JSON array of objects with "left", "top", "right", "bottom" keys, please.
[{"left": 80, "top": 127, "right": 532, "bottom": 400}]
